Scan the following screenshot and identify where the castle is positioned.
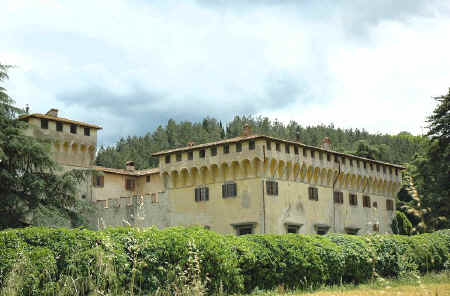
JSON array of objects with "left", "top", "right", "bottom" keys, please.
[{"left": 20, "top": 109, "right": 403, "bottom": 235}]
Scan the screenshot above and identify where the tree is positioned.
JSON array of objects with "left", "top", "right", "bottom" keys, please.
[{"left": 0, "top": 63, "right": 87, "bottom": 229}]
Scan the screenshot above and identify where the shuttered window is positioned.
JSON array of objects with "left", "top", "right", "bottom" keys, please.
[
  {"left": 249, "top": 140, "right": 255, "bottom": 150},
  {"left": 41, "top": 119, "right": 48, "bottom": 129},
  {"left": 333, "top": 191, "right": 343, "bottom": 204},
  {"left": 236, "top": 142, "right": 242, "bottom": 152},
  {"left": 363, "top": 195, "right": 371, "bottom": 208},
  {"left": 386, "top": 199, "right": 394, "bottom": 211},
  {"left": 222, "top": 182, "right": 237, "bottom": 198},
  {"left": 125, "top": 178, "right": 135, "bottom": 191},
  {"left": 308, "top": 187, "right": 318, "bottom": 201},
  {"left": 349, "top": 193, "right": 358, "bottom": 206},
  {"left": 211, "top": 147, "right": 217, "bottom": 156},
  {"left": 266, "top": 181, "right": 278, "bottom": 196},
  {"left": 194, "top": 187, "right": 209, "bottom": 202},
  {"left": 93, "top": 175, "right": 104, "bottom": 187}
]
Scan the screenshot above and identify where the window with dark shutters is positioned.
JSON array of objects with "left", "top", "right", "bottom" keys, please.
[
  {"left": 294, "top": 146, "right": 299, "bottom": 155},
  {"left": 249, "top": 140, "right": 255, "bottom": 150},
  {"left": 333, "top": 191, "right": 343, "bottom": 204},
  {"left": 188, "top": 151, "right": 193, "bottom": 160},
  {"left": 386, "top": 199, "right": 394, "bottom": 211},
  {"left": 223, "top": 144, "right": 230, "bottom": 154},
  {"left": 266, "top": 181, "right": 278, "bottom": 196},
  {"left": 125, "top": 179, "right": 135, "bottom": 191},
  {"left": 349, "top": 193, "right": 358, "bottom": 206},
  {"left": 222, "top": 182, "right": 237, "bottom": 198},
  {"left": 199, "top": 149, "right": 205, "bottom": 158},
  {"left": 276, "top": 142, "right": 280, "bottom": 152},
  {"left": 56, "top": 121, "right": 63, "bottom": 132},
  {"left": 176, "top": 152, "right": 182, "bottom": 161},
  {"left": 93, "top": 175, "right": 104, "bottom": 187},
  {"left": 70, "top": 124, "right": 77, "bottom": 134},
  {"left": 236, "top": 142, "right": 242, "bottom": 152},
  {"left": 195, "top": 186, "right": 209, "bottom": 202},
  {"left": 363, "top": 195, "right": 371, "bottom": 208},
  {"left": 41, "top": 119, "right": 48, "bottom": 129},
  {"left": 211, "top": 147, "right": 217, "bottom": 156},
  {"left": 285, "top": 144, "right": 290, "bottom": 153},
  {"left": 308, "top": 187, "right": 318, "bottom": 201}
]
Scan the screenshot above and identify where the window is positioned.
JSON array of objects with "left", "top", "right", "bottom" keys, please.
[
  {"left": 350, "top": 159, "right": 353, "bottom": 167},
  {"left": 233, "top": 224, "right": 255, "bottom": 236},
  {"left": 327, "top": 153, "right": 331, "bottom": 161},
  {"left": 97, "top": 200, "right": 107, "bottom": 209},
  {"left": 222, "top": 182, "right": 237, "bottom": 198},
  {"left": 349, "top": 193, "right": 358, "bottom": 206},
  {"left": 335, "top": 155, "right": 339, "bottom": 163},
  {"left": 345, "top": 227, "right": 360, "bottom": 235},
  {"left": 146, "top": 175, "right": 151, "bottom": 183},
  {"left": 303, "top": 148, "right": 307, "bottom": 157},
  {"left": 188, "top": 151, "right": 194, "bottom": 160},
  {"left": 294, "top": 146, "right": 299, "bottom": 155},
  {"left": 310, "top": 150, "right": 315, "bottom": 159},
  {"left": 125, "top": 178, "right": 136, "bottom": 191},
  {"left": 373, "top": 201, "right": 378, "bottom": 208},
  {"left": 176, "top": 152, "right": 182, "bottom": 161},
  {"left": 308, "top": 187, "right": 318, "bottom": 201},
  {"left": 395, "top": 169, "right": 398, "bottom": 176},
  {"left": 386, "top": 199, "right": 394, "bottom": 211},
  {"left": 249, "top": 140, "right": 255, "bottom": 150},
  {"left": 286, "top": 224, "right": 302, "bottom": 234},
  {"left": 195, "top": 187, "right": 209, "bottom": 202},
  {"left": 363, "top": 162, "right": 367, "bottom": 169},
  {"left": 333, "top": 191, "right": 343, "bottom": 204},
  {"left": 356, "top": 160, "right": 360, "bottom": 168},
  {"left": 84, "top": 127, "right": 90, "bottom": 136},
  {"left": 276, "top": 142, "right": 280, "bottom": 152},
  {"left": 199, "top": 149, "right": 205, "bottom": 158},
  {"left": 236, "top": 142, "right": 242, "bottom": 152},
  {"left": 285, "top": 144, "right": 290, "bottom": 154},
  {"left": 376, "top": 165, "right": 380, "bottom": 172},
  {"left": 41, "top": 118, "right": 48, "bottom": 129},
  {"left": 341, "top": 157, "right": 346, "bottom": 165},
  {"left": 363, "top": 195, "right": 371, "bottom": 208},
  {"left": 211, "top": 147, "right": 217, "bottom": 156},
  {"left": 165, "top": 155, "right": 171, "bottom": 164},
  {"left": 370, "top": 163, "right": 373, "bottom": 170},
  {"left": 93, "top": 175, "right": 104, "bottom": 187},
  {"left": 266, "top": 180, "right": 278, "bottom": 196},
  {"left": 266, "top": 140, "right": 271, "bottom": 150},
  {"left": 70, "top": 124, "right": 77, "bottom": 134},
  {"left": 319, "top": 152, "right": 323, "bottom": 160},
  {"left": 223, "top": 144, "right": 230, "bottom": 154},
  {"left": 373, "top": 224, "right": 380, "bottom": 232},
  {"left": 151, "top": 193, "right": 158, "bottom": 203},
  {"left": 56, "top": 121, "right": 63, "bottom": 132},
  {"left": 315, "top": 224, "right": 329, "bottom": 235}
]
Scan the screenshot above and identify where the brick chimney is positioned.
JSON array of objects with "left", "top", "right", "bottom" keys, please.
[
  {"left": 125, "top": 161, "right": 135, "bottom": 171},
  {"left": 321, "top": 137, "right": 332, "bottom": 150},
  {"left": 46, "top": 108, "right": 59, "bottom": 117},
  {"left": 242, "top": 124, "right": 251, "bottom": 137}
]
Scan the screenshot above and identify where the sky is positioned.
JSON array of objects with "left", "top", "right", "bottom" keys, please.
[{"left": 2, "top": 0, "right": 450, "bottom": 146}]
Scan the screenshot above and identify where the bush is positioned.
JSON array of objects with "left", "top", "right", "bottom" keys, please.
[
  {"left": 0, "top": 227, "right": 448, "bottom": 295},
  {"left": 392, "top": 211, "right": 413, "bottom": 235}
]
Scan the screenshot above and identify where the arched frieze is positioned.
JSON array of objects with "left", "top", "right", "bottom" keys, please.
[
  {"left": 312, "top": 167, "right": 320, "bottom": 185},
  {"left": 293, "top": 163, "right": 301, "bottom": 181},
  {"left": 231, "top": 161, "right": 241, "bottom": 180},
  {"left": 252, "top": 157, "right": 262, "bottom": 177},
  {"left": 277, "top": 160, "right": 286, "bottom": 180},
  {"left": 209, "top": 164, "right": 219, "bottom": 183},
  {"left": 200, "top": 166, "right": 210, "bottom": 184},
  {"left": 170, "top": 170, "right": 179, "bottom": 189},
  {"left": 285, "top": 161, "right": 293, "bottom": 181},
  {"left": 240, "top": 159, "right": 251, "bottom": 178},
  {"left": 320, "top": 168, "right": 327, "bottom": 186},
  {"left": 180, "top": 168, "right": 189, "bottom": 187},
  {"left": 72, "top": 143, "right": 78, "bottom": 153},
  {"left": 269, "top": 158, "right": 278, "bottom": 178},
  {"left": 190, "top": 167, "right": 200, "bottom": 186},
  {"left": 306, "top": 165, "right": 314, "bottom": 184},
  {"left": 350, "top": 174, "right": 357, "bottom": 191},
  {"left": 220, "top": 162, "right": 230, "bottom": 182},
  {"left": 299, "top": 163, "right": 307, "bottom": 182}
]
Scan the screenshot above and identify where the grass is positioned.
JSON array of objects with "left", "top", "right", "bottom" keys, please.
[{"left": 245, "top": 272, "right": 450, "bottom": 296}]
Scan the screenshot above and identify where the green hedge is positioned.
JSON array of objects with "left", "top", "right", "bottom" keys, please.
[{"left": 0, "top": 227, "right": 448, "bottom": 295}]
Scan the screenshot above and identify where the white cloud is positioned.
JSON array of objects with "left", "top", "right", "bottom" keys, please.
[{"left": 1, "top": 0, "right": 449, "bottom": 144}]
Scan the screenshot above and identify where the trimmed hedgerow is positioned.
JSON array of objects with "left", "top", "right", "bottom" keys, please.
[{"left": 0, "top": 227, "right": 448, "bottom": 295}]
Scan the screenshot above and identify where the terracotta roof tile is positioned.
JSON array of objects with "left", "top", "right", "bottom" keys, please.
[
  {"left": 19, "top": 113, "right": 102, "bottom": 129},
  {"left": 93, "top": 166, "right": 160, "bottom": 176}
]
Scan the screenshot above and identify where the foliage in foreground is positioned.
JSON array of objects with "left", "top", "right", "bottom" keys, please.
[{"left": 0, "top": 227, "right": 448, "bottom": 296}]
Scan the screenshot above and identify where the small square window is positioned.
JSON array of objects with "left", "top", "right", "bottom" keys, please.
[
  {"left": 327, "top": 153, "right": 331, "bottom": 161},
  {"left": 84, "top": 127, "right": 90, "bottom": 136},
  {"left": 373, "top": 224, "right": 380, "bottom": 232},
  {"left": 70, "top": 124, "right": 77, "bottom": 134},
  {"left": 165, "top": 155, "right": 171, "bottom": 164},
  {"left": 266, "top": 140, "right": 271, "bottom": 150},
  {"left": 370, "top": 163, "right": 373, "bottom": 170},
  {"left": 285, "top": 144, "right": 290, "bottom": 154},
  {"left": 333, "top": 191, "right": 343, "bottom": 204},
  {"left": 222, "top": 182, "right": 237, "bottom": 198},
  {"left": 235, "top": 224, "right": 254, "bottom": 236},
  {"left": 310, "top": 150, "right": 315, "bottom": 159},
  {"left": 249, "top": 140, "right": 255, "bottom": 150},
  {"left": 41, "top": 119, "right": 48, "bottom": 129},
  {"left": 224, "top": 144, "right": 230, "bottom": 154},
  {"left": 364, "top": 162, "right": 367, "bottom": 169},
  {"left": 395, "top": 169, "right": 398, "bottom": 176},
  {"left": 303, "top": 149, "right": 307, "bottom": 157},
  {"left": 176, "top": 152, "right": 182, "bottom": 161},
  {"left": 236, "top": 142, "right": 242, "bottom": 152},
  {"left": 195, "top": 186, "right": 209, "bottom": 202},
  {"left": 211, "top": 147, "right": 217, "bottom": 156},
  {"left": 188, "top": 151, "right": 193, "bottom": 160},
  {"left": 199, "top": 149, "right": 205, "bottom": 158},
  {"left": 373, "top": 201, "right": 378, "bottom": 208},
  {"left": 56, "top": 122, "right": 63, "bottom": 132},
  {"left": 294, "top": 146, "right": 299, "bottom": 155},
  {"left": 146, "top": 175, "right": 151, "bottom": 183},
  {"left": 286, "top": 224, "right": 301, "bottom": 234},
  {"left": 350, "top": 159, "right": 353, "bottom": 167},
  {"left": 276, "top": 142, "right": 280, "bottom": 152}
]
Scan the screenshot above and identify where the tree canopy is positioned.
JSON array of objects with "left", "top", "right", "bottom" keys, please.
[{"left": 0, "top": 63, "right": 87, "bottom": 229}]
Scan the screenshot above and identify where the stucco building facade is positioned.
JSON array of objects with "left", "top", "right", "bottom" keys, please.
[{"left": 20, "top": 110, "right": 403, "bottom": 235}]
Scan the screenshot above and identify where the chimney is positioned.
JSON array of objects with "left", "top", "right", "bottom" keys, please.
[
  {"left": 321, "top": 137, "right": 332, "bottom": 150},
  {"left": 25, "top": 104, "right": 29, "bottom": 114},
  {"left": 46, "top": 108, "right": 59, "bottom": 117},
  {"left": 125, "top": 161, "right": 135, "bottom": 171},
  {"left": 242, "top": 124, "right": 251, "bottom": 137},
  {"left": 187, "top": 142, "right": 195, "bottom": 147}
]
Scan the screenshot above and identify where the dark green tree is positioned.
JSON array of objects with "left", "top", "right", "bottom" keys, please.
[{"left": 0, "top": 63, "right": 87, "bottom": 229}]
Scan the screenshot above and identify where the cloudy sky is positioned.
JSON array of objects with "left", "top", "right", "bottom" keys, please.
[{"left": 2, "top": 0, "right": 450, "bottom": 146}]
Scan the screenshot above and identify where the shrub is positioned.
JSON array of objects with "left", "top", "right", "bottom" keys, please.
[
  {"left": 0, "top": 227, "right": 448, "bottom": 295},
  {"left": 392, "top": 211, "right": 413, "bottom": 235}
]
